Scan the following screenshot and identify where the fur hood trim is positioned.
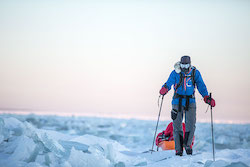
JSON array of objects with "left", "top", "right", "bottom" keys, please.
[
  {"left": 174, "top": 61, "right": 195, "bottom": 73},
  {"left": 174, "top": 61, "right": 181, "bottom": 73}
]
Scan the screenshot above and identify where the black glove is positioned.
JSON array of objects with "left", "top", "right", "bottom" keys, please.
[{"left": 171, "top": 109, "right": 178, "bottom": 120}]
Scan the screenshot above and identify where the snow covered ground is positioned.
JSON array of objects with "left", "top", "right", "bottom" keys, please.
[{"left": 0, "top": 114, "right": 249, "bottom": 167}]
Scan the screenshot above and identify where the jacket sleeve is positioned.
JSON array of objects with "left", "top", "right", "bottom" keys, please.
[
  {"left": 163, "top": 70, "right": 176, "bottom": 91},
  {"left": 195, "top": 70, "right": 208, "bottom": 97}
]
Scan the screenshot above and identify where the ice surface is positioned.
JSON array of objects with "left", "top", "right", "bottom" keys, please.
[
  {"left": 0, "top": 118, "right": 5, "bottom": 143},
  {"left": 0, "top": 114, "right": 249, "bottom": 167}
]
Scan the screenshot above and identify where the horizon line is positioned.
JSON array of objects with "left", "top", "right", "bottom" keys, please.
[{"left": 0, "top": 109, "right": 249, "bottom": 124}]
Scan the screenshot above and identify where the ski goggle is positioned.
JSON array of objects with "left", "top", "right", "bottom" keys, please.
[{"left": 180, "top": 63, "right": 190, "bottom": 69}]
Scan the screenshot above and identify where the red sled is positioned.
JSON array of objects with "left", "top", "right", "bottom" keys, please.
[{"left": 155, "top": 122, "right": 195, "bottom": 150}]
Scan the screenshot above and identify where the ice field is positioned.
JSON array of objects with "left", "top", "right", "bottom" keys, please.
[{"left": 0, "top": 114, "right": 249, "bottom": 167}]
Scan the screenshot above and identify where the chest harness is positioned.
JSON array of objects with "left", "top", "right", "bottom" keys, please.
[{"left": 174, "top": 67, "right": 196, "bottom": 112}]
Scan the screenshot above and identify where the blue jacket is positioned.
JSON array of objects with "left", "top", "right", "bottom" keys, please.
[{"left": 163, "top": 67, "right": 208, "bottom": 106}]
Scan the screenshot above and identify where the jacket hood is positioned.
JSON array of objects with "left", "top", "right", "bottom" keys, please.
[
  {"left": 174, "top": 61, "right": 195, "bottom": 73},
  {"left": 174, "top": 61, "right": 181, "bottom": 73}
]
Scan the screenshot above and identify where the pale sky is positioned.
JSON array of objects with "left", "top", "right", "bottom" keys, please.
[{"left": 0, "top": 0, "right": 250, "bottom": 123}]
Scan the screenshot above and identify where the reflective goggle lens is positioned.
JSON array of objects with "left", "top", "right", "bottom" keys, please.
[{"left": 180, "top": 63, "right": 190, "bottom": 69}]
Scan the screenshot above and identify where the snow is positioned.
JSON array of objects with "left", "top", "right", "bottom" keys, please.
[{"left": 0, "top": 114, "right": 249, "bottom": 167}]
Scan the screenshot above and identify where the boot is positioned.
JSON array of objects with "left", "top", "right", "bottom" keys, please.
[
  {"left": 175, "top": 150, "right": 183, "bottom": 156},
  {"left": 184, "top": 132, "right": 193, "bottom": 155},
  {"left": 175, "top": 134, "right": 183, "bottom": 156},
  {"left": 185, "top": 146, "right": 192, "bottom": 155}
]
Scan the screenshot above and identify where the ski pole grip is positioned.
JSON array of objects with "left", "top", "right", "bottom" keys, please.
[{"left": 209, "top": 92, "right": 212, "bottom": 99}]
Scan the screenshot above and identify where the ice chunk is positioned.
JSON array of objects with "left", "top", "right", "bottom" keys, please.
[
  {"left": 9, "top": 135, "right": 36, "bottom": 162},
  {"left": 106, "top": 143, "right": 115, "bottom": 163},
  {"left": 59, "top": 140, "right": 89, "bottom": 158},
  {"left": 40, "top": 132, "right": 65, "bottom": 156},
  {"left": 3, "top": 117, "right": 25, "bottom": 136},
  {"left": 67, "top": 147, "right": 110, "bottom": 167},
  {"left": 114, "top": 162, "right": 126, "bottom": 167},
  {"left": 226, "top": 162, "right": 249, "bottom": 167},
  {"left": 44, "top": 152, "right": 61, "bottom": 166},
  {"left": 0, "top": 160, "right": 27, "bottom": 167},
  {"left": 34, "top": 154, "right": 45, "bottom": 165},
  {"left": 204, "top": 160, "right": 229, "bottom": 167},
  {"left": 72, "top": 134, "right": 128, "bottom": 152},
  {"left": 59, "top": 140, "right": 89, "bottom": 152},
  {"left": 60, "top": 161, "right": 72, "bottom": 167},
  {"left": 134, "top": 161, "right": 147, "bottom": 166},
  {"left": 26, "top": 162, "right": 44, "bottom": 167},
  {"left": 71, "top": 134, "right": 131, "bottom": 164},
  {"left": 24, "top": 122, "right": 65, "bottom": 157}
]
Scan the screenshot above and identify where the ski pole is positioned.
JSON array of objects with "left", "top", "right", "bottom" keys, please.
[
  {"left": 210, "top": 93, "right": 215, "bottom": 161},
  {"left": 151, "top": 95, "right": 164, "bottom": 154}
]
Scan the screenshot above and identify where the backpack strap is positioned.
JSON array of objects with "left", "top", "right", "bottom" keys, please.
[
  {"left": 175, "top": 72, "right": 183, "bottom": 91},
  {"left": 191, "top": 67, "right": 196, "bottom": 88},
  {"left": 176, "top": 67, "right": 196, "bottom": 91}
]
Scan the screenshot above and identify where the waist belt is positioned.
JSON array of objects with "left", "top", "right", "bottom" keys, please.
[{"left": 173, "top": 93, "right": 195, "bottom": 112}]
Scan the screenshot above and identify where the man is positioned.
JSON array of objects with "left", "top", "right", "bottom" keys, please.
[{"left": 159, "top": 55, "right": 215, "bottom": 156}]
